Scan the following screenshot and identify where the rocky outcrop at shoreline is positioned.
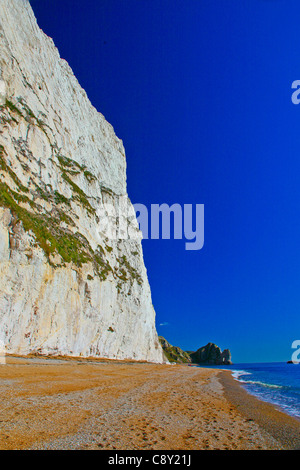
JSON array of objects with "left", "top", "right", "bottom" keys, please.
[
  {"left": 159, "top": 337, "right": 232, "bottom": 365},
  {"left": 189, "top": 343, "right": 232, "bottom": 365}
]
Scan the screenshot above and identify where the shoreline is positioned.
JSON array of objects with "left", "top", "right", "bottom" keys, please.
[
  {"left": 0, "top": 357, "right": 298, "bottom": 450},
  {"left": 220, "top": 370, "right": 300, "bottom": 449}
]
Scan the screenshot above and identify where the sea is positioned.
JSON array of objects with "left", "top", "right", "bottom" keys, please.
[{"left": 198, "top": 362, "right": 300, "bottom": 419}]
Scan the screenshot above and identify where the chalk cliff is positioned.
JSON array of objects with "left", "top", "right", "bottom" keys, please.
[{"left": 0, "top": 0, "right": 164, "bottom": 362}]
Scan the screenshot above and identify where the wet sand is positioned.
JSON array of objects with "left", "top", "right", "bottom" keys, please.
[
  {"left": 0, "top": 356, "right": 298, "bottom": 450},
  {"left": 221, "top": 372, "right": 300, "bottom": 449}
]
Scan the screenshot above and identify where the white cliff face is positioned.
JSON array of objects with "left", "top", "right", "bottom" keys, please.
[{"left": 0, "top": 0, "right": 164, "bottom": 362}]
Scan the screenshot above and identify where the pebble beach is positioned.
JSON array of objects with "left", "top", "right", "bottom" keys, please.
[{"left": 0, "top": 356, "right": 299, "bottom": 450}]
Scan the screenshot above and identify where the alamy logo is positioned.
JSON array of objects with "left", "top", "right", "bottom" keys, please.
[
  {"left": 291, "top": 340, "right": 300, "bottom": 364},
  {"left": 291, "top": 80, "right": 300, "bottom": 104},
  {"left": 96, "top": 197, "right": 204, "bottom": 251}
]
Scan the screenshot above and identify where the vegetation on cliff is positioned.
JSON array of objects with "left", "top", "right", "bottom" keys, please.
[
  {"left": 0, "top": 99, "right": 141, "bottom": 285},
  {"left": 159, "top": 337, "right": 191, "bottom": 363}
]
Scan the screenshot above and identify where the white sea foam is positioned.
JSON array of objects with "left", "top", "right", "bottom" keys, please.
[
  {"left": 228, "top": 366, "right": 299, "bottom": 419},
  {"left": 238, "top": 379, "right": 283, "bottom": 389},
  {"left": 231, "top": 370, "right": 252, "bottom": 380},
  {"left": 231, "top": 370, "right": 283, "bottom": 389}
]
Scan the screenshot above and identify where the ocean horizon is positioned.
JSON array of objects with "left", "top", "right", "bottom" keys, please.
[{"left": 198, "top": 362, "right": 300, "bottom": 419}]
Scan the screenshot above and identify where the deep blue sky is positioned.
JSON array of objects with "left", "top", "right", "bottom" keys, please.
[{"left": 29, "top": 0, "right": 300, "bottom": 363}]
